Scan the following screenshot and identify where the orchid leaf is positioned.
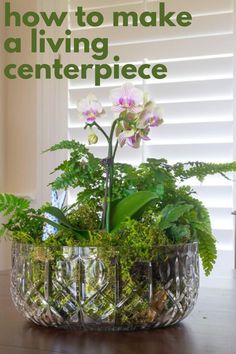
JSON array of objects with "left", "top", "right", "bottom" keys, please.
[
  {"left": 42, "top": 206, "right": 90, "bottom": 236},
  {"left": 42, "top": 206, "right": 72, "bottom": 227},
  {"left": 110, "top": 191, "right": 159, "bottom": 230},
  {"left": 34, "top": 215, "right": 89, "bottom": 240}
]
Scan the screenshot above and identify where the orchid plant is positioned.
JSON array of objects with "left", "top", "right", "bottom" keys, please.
[
  {"left": 77, "top": 83, "right": 163, "bottom": 232},
  {"left": 2, "top": 82, "right": 236, "bottom": 276}
]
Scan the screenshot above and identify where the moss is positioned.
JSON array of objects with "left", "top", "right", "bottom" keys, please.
[
  {"left": 67, "top": 204, "right": 100, "bottom": 231},
  {"left": 31, "top": 246, "right": 54, "bottom": 262},
  {"left": 111, "top": 218, "right": 171, "bottom": 260}
]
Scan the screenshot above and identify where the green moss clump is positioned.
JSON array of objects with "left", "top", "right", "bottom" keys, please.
[
  {"left": 67, "top": 204, "right": 100, "bottom": 231},
  {"left": 112, "top": 218, "right": 171, "bottom": 260}
]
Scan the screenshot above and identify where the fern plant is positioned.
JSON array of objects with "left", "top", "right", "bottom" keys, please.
[
  {"left": 0, "top": 194, "right": 30, "bottom": 216},
  {"left": 0, "top": 194, "right": 46, "bottom": 242},
  {"left": 45, "top": 140, "right": 105, "bottom": 192},
  {"left": 1, "top": 83, "right": 236, "bottom": 277},
  {"left": 1, "top": 153, "right": 234, "bottom": 276},
  {"left": 172, "top": 161, "right": 236, "bottom": 182},
  {"left": 186, "top": 197, "right": 217, "bottom": 276},
  {"left": 0, "top": 194, "right": 30, "bottom": 237},
  {"left": 43, "top": 143, "right": 235, "bottom": 276}
]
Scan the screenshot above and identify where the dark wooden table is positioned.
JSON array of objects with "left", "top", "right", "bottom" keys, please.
[{"left": 0, "top": 271, "right": 236, "bottom": 354}]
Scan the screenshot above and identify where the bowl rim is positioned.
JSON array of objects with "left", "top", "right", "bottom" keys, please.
[{"left": 12, "top": 240, "right": 198, "bottom": 251}]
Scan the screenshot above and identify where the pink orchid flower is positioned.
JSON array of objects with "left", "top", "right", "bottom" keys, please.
[
  {"left": 138, "top": 102, "right": 163, "bottom": 129},
  {"left": 139, "top": 128, "right": 151, "bottom": 141},
  {"left": 77, "top": 94, "right": 104, "bottom": 123},
  {"left": 110, "top": 83, "right": 144, "bottom": 113},
  {"left": 118, "top": 127, "right": 151, "bottom": 149},
  {"left": 127, "top": 134, "right": 142, "bottom": 149},
  {"left": 118, "top": 129, "right": 136, "bottom": 148},
  {"left": 126, "top": 130, "right": 151, "bottom": 149}
]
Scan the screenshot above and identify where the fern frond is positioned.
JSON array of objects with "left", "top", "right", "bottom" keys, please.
[
  {"left": 193, "top": 222, "right": 217, "bottom": 276},
  {"left": 45, "top": 140, "right": 104, "bottom": 191},
  {"left": 172, "top": 161, "right": 236, "bottom": 182},
  {"left": 172, "top": 193, "right": 217, "bottom": 276},
  {"left": 44, "top": 140, "right": 90, "bottom": 154},
  {"left": 0, "top": 194, "right": 30, "bottom": 217},
  {"left": 190, "top": 201, "right": 217, "bottom": 276}
]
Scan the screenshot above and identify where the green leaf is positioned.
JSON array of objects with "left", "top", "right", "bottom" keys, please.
[
  {"left": 42, "top": 206, "right": 88, "bottom": 235},
  {"left": 45, "top": 140, "right": 104, "bottom": 192},
  {"left": 37, "top": 216, "right": 71, "bottom": 233},
  {"left": 158, "top": 204, "right": 194, "bottom": 230},
  {"left": 43, "top": 206, "right": 71, "bottom": 227},
  {"left": 173, "top": 161, "right": 236, "bottom": 182},
  {"left": 35, "top": 215, "right": 89, "bottom": 240},
  {"left": 169, "top": 224, "right": 191, "bottom": 242},
  {"left": 0, "top": 194, "right": 30, "bottom": 217},
  {"left": 155, "top": 184, "right": 165, "bottom": 196},
  {"left": 192, "top": 221, "right": 212, "bottom": 235},
  {"left": 192, "top": 222, "right": 217, "bottom": 276},
  {"left": 110, "top": 191, "right": 159, "bottom": 230},
  {"left": 44, "top": 140, "right": 89, "bottom": 153}
]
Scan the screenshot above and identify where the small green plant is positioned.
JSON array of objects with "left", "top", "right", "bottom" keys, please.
[{"left": 1, "top": 83, "right": 236, "bottom": 276}]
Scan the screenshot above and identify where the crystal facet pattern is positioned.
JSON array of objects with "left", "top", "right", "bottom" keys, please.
[{"left": 11, "top": 242, "right": 199, "bottom": 331}]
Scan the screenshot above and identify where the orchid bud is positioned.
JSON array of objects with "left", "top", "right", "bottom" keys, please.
[{"left": 88, "top": 133, "right": 98, "bottom": 145}]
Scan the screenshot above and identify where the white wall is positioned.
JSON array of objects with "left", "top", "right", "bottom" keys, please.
[
  {"left": 0, "top": 2, "right": 5, "bottom": 191},
  {"left": 5, "top": 0, "right": 38, "bottom": 196},
  {"left": 0, "top": 0, "right": 68, "bottom": 270},
  {"left": 0, "top": 0, "right": 11, "bottom": 270},
  {"left": 0, "top": 0, "right": 38, "bottom": 270}
]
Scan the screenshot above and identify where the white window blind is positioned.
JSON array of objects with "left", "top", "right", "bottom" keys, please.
[{"left": 65, "top": 0, "right": 235, "bottom": 280}]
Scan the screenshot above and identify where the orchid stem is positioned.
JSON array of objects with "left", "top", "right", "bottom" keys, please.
[
  {"left": 101, "top": 165, "right": 110, "bottom": 229},
  {"left": 113, "top": 141, "right": 119, "bottom": 161},
  {"left": 104, "top": 119, "right": 119, "bottom": 232},
  {"left": 85, "top": 119, "right": 119, "bottom": 232},
  {"left": 85, "top": 122, "right": 109, "bottom": 142}
]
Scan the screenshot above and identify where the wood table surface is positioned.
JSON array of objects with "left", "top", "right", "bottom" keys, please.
[{"left": 0, "top": 270, "right": 236, "bottom": 354}]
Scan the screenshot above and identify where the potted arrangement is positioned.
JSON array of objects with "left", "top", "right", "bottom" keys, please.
[{"left": 1, "top": 83, "right": 236, "bottom": 331}]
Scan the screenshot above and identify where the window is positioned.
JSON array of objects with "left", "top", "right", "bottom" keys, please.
[{"left": 39, "top": 0, "right": 235, "bottom": 283}]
